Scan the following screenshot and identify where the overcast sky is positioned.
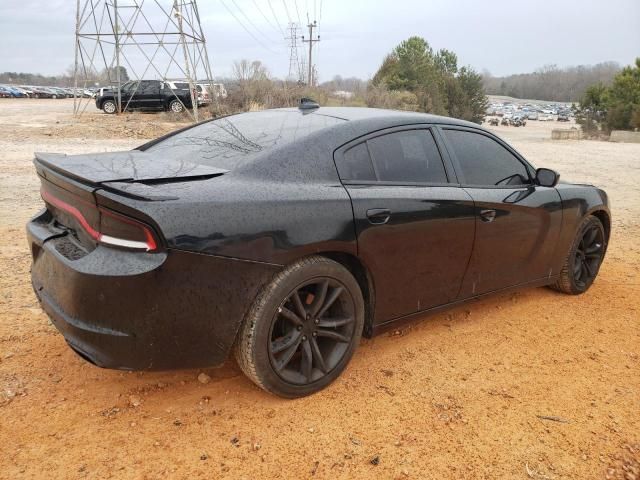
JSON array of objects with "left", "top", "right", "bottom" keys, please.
[{"left": 1, "top": 0, "right": 638, "bottom": 81}]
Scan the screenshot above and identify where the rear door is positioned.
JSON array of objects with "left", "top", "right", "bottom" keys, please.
[
  {"left": 335, "top": 126, "right": 476, "bottom": 324},
  {"left": 440, "top": 127, "right": 562, "bottom": 297},
  {"left": 167, "top": 82, "right": 190, "bottom": 107}
]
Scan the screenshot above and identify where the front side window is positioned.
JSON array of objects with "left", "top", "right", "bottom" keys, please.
[
  {"left": 444, "top": 129, "right": 530, "bottom": 186},
  {"left": 121, "top": 81, "right": 138, "bottom": 94}
]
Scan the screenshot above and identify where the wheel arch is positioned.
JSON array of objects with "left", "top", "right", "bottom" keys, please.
[
  {"left": 590, "top": 208, "right": 611, "bottom": 242},
  {"left": 316, "top": 251, "right": 376, "bottom": 338}
]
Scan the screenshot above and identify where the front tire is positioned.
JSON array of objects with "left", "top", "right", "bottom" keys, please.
[
  {"left": 235, "top": 256, "right": 365, "bottom": 398},
  {"left": 102, "top": 100, "right": 117, "bottom": 114},
  {"left": 552, "top": 215, "right": 606, "bottom": 294}
]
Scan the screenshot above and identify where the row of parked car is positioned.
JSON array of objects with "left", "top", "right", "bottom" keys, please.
[
  {"left": 485, "top": 101, "right": 574, "bottom": 126},
  {"left": 0, "top": 85, "right": 96, "bottom": 98}
]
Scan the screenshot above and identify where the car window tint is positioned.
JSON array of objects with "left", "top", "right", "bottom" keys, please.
[
  {"left": 144, "top": 111, "right": 344, "bottom": 170},
  {"left": 122, "top": 81, "right": 139, "bottom": 93},
  {"left": 444, "top": 129, "right": 530, "bottom": 186},
  {"left": 138, "top": 81, "right": 158, "bottom": 94},
  {"left": 337, "top": 143, "right": 376, "bottom": 182},
  {"left": 366, "top": 130, "right": 448, "bottom": 183}
]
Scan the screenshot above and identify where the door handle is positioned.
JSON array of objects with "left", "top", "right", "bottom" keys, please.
[
  {"left": 479, "top": 209, "right": 496, "bottom": 223},
  {"left": 366, "top": 208, "right": 391, "bottom": 225}
]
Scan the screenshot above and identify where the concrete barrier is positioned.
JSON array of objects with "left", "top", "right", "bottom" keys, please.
[
  {"left": 610, "top": 130, "right": 640, "bottom": 143},
  {"left": 552, "top": 129, "right": 582, "bottom": 140}
]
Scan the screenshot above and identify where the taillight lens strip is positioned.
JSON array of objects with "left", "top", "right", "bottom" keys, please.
[{"left": 41, "top": 188, "right": 158, "bottom": 252}]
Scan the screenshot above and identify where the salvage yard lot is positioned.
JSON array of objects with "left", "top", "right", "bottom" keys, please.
[{"left": 1, "top": 99, "right": 638, "bottom": 479}]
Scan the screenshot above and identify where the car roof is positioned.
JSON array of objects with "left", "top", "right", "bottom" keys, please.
[{"left": 274, "top": 106, "right": 481, "bottom": 129}]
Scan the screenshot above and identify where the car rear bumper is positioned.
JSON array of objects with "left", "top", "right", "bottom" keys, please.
[{"left": 27, "top": 209, "right": 281, "bottom": 370}]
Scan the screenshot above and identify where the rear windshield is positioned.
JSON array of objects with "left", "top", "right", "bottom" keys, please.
[{"left": 144, "top": 110, "right": 344, "bottom": 170}]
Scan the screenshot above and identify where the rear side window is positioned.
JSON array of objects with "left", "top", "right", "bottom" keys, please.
[
  {"left": 368, "top": 130, "right": 447, "bottom": 183},
  {"left": 339, "top": 143, "right": 376, "bottom": 181},
  {"left": 444, "top": 129, "right": 530, "bottom": 186},
  {"left": 336, "top": 129, "right": 448, "bottom": 184},
  {"left": 144, "top": 111, "right": 344, "bottom": 170}
]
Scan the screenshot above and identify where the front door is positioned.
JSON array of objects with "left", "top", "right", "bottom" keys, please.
[
  {"left": 119, "top": 81, "right": 139, "bottom": 110},
  {"left": 440, "top": 127, "right": 562, "bottom": 297},
  {"left": 335, "top": 127, "right": 476, "bottom": 323},
  {"left": 137, "top": 80, "right": 161, "bottom": 110}
]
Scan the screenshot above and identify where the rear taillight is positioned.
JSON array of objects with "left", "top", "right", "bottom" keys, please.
[{"left": 41, "top": 189, "right": 158, "bottom": 252}]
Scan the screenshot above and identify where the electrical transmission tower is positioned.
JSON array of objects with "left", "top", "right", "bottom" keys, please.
[
  {"left": 73, "top": 0, "right": 215, "bottom": 121},
  {"left": 285, "top": 22, "right": 302, "bottom": 82},
  {"left": 301, "top": 20, "right": 320, "bottom": 86}
]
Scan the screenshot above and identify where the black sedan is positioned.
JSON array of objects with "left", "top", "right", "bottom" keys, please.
[{"left": 27, "top": 104, "right": 610, "bottom": 397}]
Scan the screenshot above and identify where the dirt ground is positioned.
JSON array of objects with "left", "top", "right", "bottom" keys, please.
[{"left": 0, "top": 99, "right": 638, "bottom": 480}]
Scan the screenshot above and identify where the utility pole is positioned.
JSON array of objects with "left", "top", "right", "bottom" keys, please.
[
  {"left": 114, "top": 0, "right": 122, "bottom": 114},
  {"left": 73, "top": 0, "right": 80, "bottom": 114},
  {"left": 301, "top": 20, "right": 319, "bottom": 86},
  {"left": 174, "top": 0, "right": 198, "bottom": 121}
]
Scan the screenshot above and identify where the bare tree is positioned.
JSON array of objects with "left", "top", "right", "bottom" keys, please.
[{"left": 482, "top": 62, "right": 621, "bottom": 101}]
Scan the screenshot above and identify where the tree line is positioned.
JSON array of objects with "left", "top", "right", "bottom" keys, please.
[
  {"left": 0, "top": 66, "right": 130, "bottom": 87},
  {"left": 577, "top": 58, "right": 640, "bottom": 134},
  {"left": 482, "top": 62, "right": 621, "bottom": 102}
]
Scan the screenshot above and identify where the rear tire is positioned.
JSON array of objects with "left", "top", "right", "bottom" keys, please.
[
  {"left": 235, "top": 256, "right": 365, "bottom": 398},
  {"left": 102, "top": 100, "right": 117, "bottom": 114},
  {"left": 551, "top": 215, "right": 606, "bottom": 295},
  {"left": 169, "top": 100, "right": 184, "bottom": 113}
]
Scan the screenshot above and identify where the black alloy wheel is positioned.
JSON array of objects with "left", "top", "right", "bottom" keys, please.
[
  {"left": 235, "top": 256, "right": 364, "bottom": 398},
  {"left": 552, "top": 215, "right": 607, "bottom": 294},
  {"left": 268, "top": 278, "right": 356, "bottom": 385},
  {"left": 573, "top": 223, "right": 605, "bottom": 289}
]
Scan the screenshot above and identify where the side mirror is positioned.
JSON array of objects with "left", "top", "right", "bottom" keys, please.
[{"left": 536, "top": 168, "right": 560, "bottom": 187}]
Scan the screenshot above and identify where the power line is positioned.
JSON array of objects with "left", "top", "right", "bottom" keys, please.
[
  {"left": 281, "top": 0, "right": 292, "bottom": 24},
  {"left": 220, "top": 0, "right": 279, "bottom": 54},
  {"left": 252, "top": 0, "right": 281, "bottom": 35},
  {"left": 293, "top": 0, "right": 303, "bottom": 29},
  {"left": 267, "top": 0, "right": 286, "bottom": 38},
  {"left": 230, "top": 0, "right": 279, "bottom": 46}
]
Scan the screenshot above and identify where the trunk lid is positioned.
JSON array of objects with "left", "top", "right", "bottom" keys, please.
[{"left": 35, "top": 150, "right": 227, "bottom": 186}]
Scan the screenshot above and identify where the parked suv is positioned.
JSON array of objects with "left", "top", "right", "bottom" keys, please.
[{"left": 96, "top": 80, "right": 194, "bottom": 114}]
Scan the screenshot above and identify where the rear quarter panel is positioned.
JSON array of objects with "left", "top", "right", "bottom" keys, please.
[{"left": 97, "top": 138, "right": 357, "bottom": 265}]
